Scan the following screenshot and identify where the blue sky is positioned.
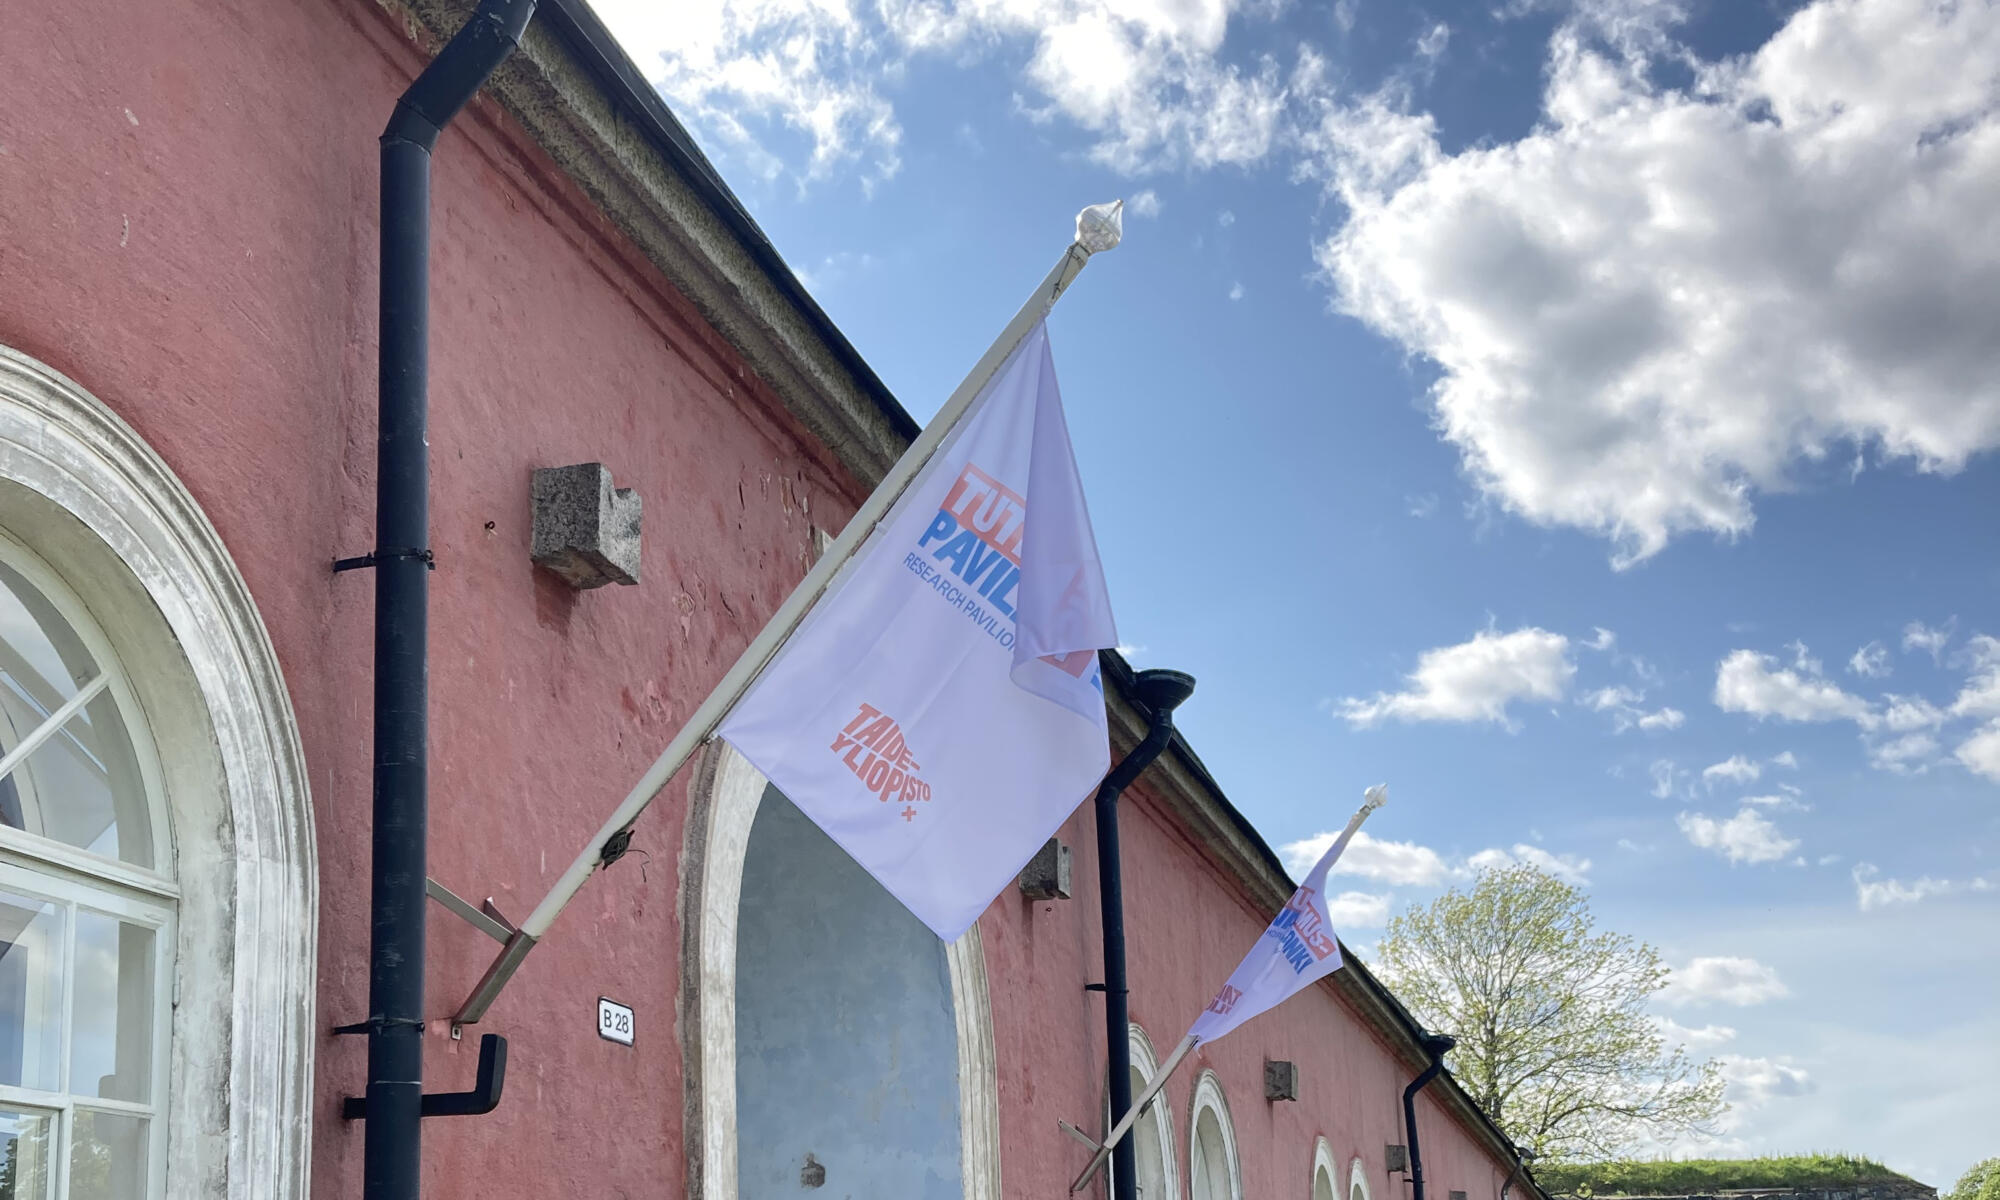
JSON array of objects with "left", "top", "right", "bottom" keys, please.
[{"left": 587, "top": 0, "right": 2000, "bottom": 1182}]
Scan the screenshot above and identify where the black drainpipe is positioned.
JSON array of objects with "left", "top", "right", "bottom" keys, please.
[
  {"left": 1094, "top": 668, "right": 1195, "bottom": 1200},
  {"left": 1402, "top": 1031, "right": 1457, "bottom": 1200},
  {"left": 1500, "top": 1151, "right": 1539, "bottom": 1200},
  {"left": 360, "top": 3, "right": 536, "bottom": 1198}
]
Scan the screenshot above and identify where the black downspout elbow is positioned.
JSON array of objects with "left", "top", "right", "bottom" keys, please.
[
  {"left": 364, "top": 4, "right": 535, "bottom": 1200},
  {"left": 1095, "top": 668, "right": 1195, "bottom": 1200},
  {"left": 1402, "top": 1031, "right": 1456, "bottom": 1200}
]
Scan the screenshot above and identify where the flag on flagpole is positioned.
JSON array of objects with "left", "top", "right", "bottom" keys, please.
[
  {"left": 718, "top": 320, "right": 1116, "bottom": 941},
  {"left": 1186, "top": 786, "right": 1386, "bottom": 1044}
]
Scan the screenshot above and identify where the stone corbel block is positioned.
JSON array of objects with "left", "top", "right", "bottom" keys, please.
[
  {"left": 532, "top": 463, "right": 640, "bottom": 589},
  {"left": 1017, "top": 837, "right": 1072, "bottom": 900},
  {"left": 1264, "top": 1059, "right": 1299, "bottom": 1101}
]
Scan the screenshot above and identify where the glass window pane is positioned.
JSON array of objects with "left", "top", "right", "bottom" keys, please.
[
  {"left": 71, "top": 912, "right": 153, "bottom": 1103},
  {"left": 0, "top": 894, "right": 62, "bottom": 1093},
  {"left": 68, "top": 1110, "right": 146, "bottom": 1200},
  {"left": 0, "top": 560, "right": 151, "bottom": 870},
  {"left": 0, "top": 1107, "right": 53, "bottom": 1200}
]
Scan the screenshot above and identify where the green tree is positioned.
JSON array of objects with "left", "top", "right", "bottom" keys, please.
[
  {"left": 1375, "top": 864, "right": 1726, "bottom": 1161},
  {"left": 1947, "top": 1159, "right": 2000, "bottom": 1200}
]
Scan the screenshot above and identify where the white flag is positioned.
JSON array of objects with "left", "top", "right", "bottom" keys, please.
[
  {"left": 718, "top": 321, "right": 1116, "bottom": 941},
  {"left": 1185, "top": 794, "right": 1375, "bottom": 1044}
]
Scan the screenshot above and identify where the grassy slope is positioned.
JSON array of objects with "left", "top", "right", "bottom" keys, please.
[{"left": 1537, "top": 1155, "right": 1916, "bottom": 1196}]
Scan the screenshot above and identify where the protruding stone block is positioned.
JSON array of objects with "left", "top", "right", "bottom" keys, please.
[
  {"left": 531, "top": 463, "right": 640, "bottom": 589},
  {"left": 1264, "top": 1059, "right": 1299, "bottom": 1101},
  {"left": 1017, "top": 837, "right": 1072, "bottom": 900},
  {"left": 1386, "top": 1145, "right": 1409, "bottom": 1173}
]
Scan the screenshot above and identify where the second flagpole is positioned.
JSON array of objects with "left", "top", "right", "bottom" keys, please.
[{"left": 449, "top": 200, "right": 1129, "bottom": 1027}]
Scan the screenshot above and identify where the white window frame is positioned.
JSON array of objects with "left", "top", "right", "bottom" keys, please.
[
  {"left": 1311, "top": 1137, "right": 1339, "bottom": 1200},
  {"left": 1186, "top": 1069, "right": 1241, "bottom": 1200},
  {"left": 0, "top": 344, "right": 315, "bottom": 1199},
  {"left": 1352, "top": 1155, "right": 1376, "bottom": 1200},
  {"left": 1118, "top": 1024, "right": 1181, "bottom": 1200}
]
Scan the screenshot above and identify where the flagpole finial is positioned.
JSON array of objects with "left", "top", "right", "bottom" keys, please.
[
  {"left": 1363, "top": 784, "right": 1388, "bottom": 811},
  {"left": 1076, "top": 200, "right": 1125, "bottom": 255}
]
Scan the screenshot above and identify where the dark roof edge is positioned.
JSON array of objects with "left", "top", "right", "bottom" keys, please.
[{"left": 535, "top": 0, "right": 920, "bottom": 445}]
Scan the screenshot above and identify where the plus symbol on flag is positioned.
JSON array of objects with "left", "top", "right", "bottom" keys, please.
[{"left": 901, "top": 806, "right": 917, "bottom": 822}]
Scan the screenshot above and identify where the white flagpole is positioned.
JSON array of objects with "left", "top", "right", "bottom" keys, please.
[
  {"left": 1067, "top": 787, "right": 1388, "bottom": 1192},
  {"left": 450, "top": 201, "right": 1129, "bottom": 1026},
  {"left": 1069, "top": 1034, "right": 1196, "bottom": 1193}
]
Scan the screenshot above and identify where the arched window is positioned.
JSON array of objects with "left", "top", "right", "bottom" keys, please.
[
  {"left": 1351, "top": 1156, "right": 1376, "bottom": 1200},
  {"left": 0, "top": 343, "right": 314, "bottom": 1200},
  {"left": 1112, "top": 1024, "right": 1180, "bottom": 1200},
  {"left": 1187, "top": 1071, "right": 1240, "bottom": 1200},
  {"left": 0, "top": 533, "right": 173, "bottom": 1196},
  {"left": 1311, "top": 1138, "right": 1338, "bottom": 1200}
]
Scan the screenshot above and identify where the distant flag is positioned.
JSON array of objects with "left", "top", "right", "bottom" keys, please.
[
  {"left": 1187, "top": 785, "right": 1388, "bottom": 1044},
  {"left": 1067, "top": 786, "right": 1388, "bottom": 1193},
  {"left": 718, "top": 321, "right": 1116, "bottom": 941}
]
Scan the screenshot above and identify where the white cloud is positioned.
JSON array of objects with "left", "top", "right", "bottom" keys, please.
[
  {"left": 1904, "top": 619, "right": 1955, "bottom": 661},
  {"left": 1654, "top": 1016, "right": 1738, "bottom": 1051},
  {"left": 1584, "top": 627, "right": 1617, "bottom": 652},
  {"left": 1958, "top": 721, "right": 2000, "bottom": 782},
  {"left": 1677, "top": 807, "right": 1799, "bottom": 864},
  {"left": 1406, "top": 492, "right": 1440, "bottom": 518},
  {"left": 1879, "top": 694, "right": 1946, "bottom": 731},
  {"left": 1326, "top": 890, "right": 1392, "bottom": 927},
  {"left": 1849, "top": 641, "right": 1891, "bottom": 678},
  {"left": 593, "top": 0, "right": 1296, "bottom": 190},
  {"left": 1586, "top": 684, "right": 1643, "bottom": 711},
  {"left": 1740, "top": 792, "right": 1808, "bottom": 812},
  {"left": 1340, "top": 627, "right": 1574, "bottom": 728},
  {"left": 1128, "top": 188, "right": 1163, "bottom": 217},
  {"left": 1770, "top": 750, "right": 1798, "bottom": 768},
  {"left": 1218, "top": 208, "right": 1236, "bottom": 226},
  {"left": 1714, "top": 649, "right": 1872, "bottom": 723},
  {"left": 1950, "top": 635, "right": 2000, "bottom": 719},
  {"left": 1227, "top": 281, "right": 1245, "bottom": 301},
  {"left": 1282, "top": 830, "right": 1449, "bottom": 885},
  {"left": 1649, "top": 758, "right": 1678, "bottom": 799},
  {"left": 1663, "top": 956, "right": 1790, "bottom": 1007},
  {"left": 1702, "top": 755, "right": 1761, "bottom": 785},
  {"left": 1636, "top": 706, "right": 1685, "bottom": 731},
  {"left": 1718, "top": 1055, "right": 1816, "bottom": 1104},
  {"left": 1851, "top": 862, "right": 1963, "bottom": 911},
  {"left": 1309, "top": 0, "right": 2000, "bottom": 565},
  {"left": 1467, "top": 843, "right": 1592, "bottom": 884},
  {"left": 1867, "top": 729, "right": 1941, "bottom": 774}
]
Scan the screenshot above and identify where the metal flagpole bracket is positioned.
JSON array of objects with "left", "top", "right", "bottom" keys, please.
[{"left": 446, "top": 201, "right": 1130, "bottom": 1028}]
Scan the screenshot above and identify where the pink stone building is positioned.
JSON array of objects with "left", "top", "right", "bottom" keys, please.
[{"left": 0, "top": 1, "right": 1541, "bottom": 1197}]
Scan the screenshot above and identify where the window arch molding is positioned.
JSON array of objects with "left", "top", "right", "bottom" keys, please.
[
  {"left": 1351, "top": 1155, "right": 1376, "bottom": 1200},
  {"left": 1118, "top": 1022, "right": 1181, "bottom": 1200},
  {"left": 1186, "top": 1069, "right": 1241, "bottom": 1200},
  {"left": 0, "top": 344, "right": 315, "bottom": 1198},
  {"left": 1311, "top": 1137, "right": 1339, "bottom": 1200},
  {"left": 681, "top": 739, "right": 1002, "bottom": 1200}
]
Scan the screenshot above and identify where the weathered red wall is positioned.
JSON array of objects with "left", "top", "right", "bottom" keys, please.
[
  {"left": 0, "top": 1, "right": 1520, "bottom": 1197},
  {"left": 0, "top": 1, "right": 854, "bottom": 1195}
]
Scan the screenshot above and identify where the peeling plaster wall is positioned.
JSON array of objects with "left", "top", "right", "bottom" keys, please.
[{"left": 0, "top": 1, "right": 867, "bottom": 1196}]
